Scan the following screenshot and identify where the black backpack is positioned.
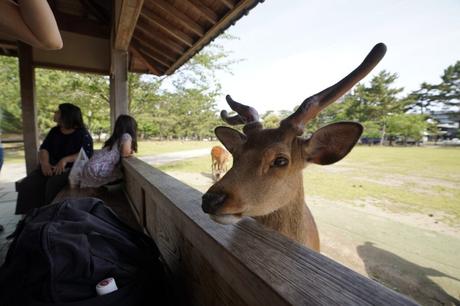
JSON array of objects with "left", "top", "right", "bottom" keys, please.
[{"left": 0, "top": 197, "right": 170, "bottom": 306}]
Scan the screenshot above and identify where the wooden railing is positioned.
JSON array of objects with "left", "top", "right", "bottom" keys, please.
[{"left": 122, "top": 157, "right": 418, "bottom": 306}]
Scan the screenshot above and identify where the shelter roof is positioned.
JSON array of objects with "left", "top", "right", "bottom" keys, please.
[{"left": 0, "top": 0, "right": 263, "bottom": 75}]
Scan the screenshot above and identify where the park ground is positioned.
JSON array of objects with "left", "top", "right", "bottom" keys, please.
[
  {"left": 157, "top": 144, "right": 460, "bottom": 306},
  {"left": 2, "top": 143, "right": 460, "bottom": 305}
]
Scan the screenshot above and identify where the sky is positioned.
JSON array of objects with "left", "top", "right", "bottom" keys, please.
[{"left": 211, "top": 0, "right": 460, "bottom": 113}]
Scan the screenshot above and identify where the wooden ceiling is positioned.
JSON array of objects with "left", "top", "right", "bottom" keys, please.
[{"left": 0, "top": 0, "right": 263, "bottom": 76}]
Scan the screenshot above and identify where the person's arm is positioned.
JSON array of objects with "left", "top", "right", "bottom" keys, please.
[
  {"left": 38, "top": 149, "right": 53, "bottom": 176},
  {"left": 120, "top": 134, "right": 133, "bottom": 157},
  {"left": 53, "top": 152, "right": 78, "bottom": 175},
  {"left": 0, "top": 0, "right": 63, "bottom": 50}
]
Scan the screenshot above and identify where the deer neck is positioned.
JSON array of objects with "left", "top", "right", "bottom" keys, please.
[{"left": 254, "top": 185, "right": 319, "bottom": 250}]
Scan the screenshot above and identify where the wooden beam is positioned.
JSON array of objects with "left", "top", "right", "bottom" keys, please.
[
  {"left": 187, "top": 0, "right": 219, "bottom": 24},
  {"left": 165, "top": 0, "right": 257, "bottom": 75},
  {"left": 18, "top": 42, "right": 39, "bottom": 174},
  {"left": 137, "top": 49, "right": 168, "bottom": 71},
  {"left": 129, "top": 45, "right": 161, "bottom": 75},
  {"left": 132, "top": 36, "right": 177, "bottom": 63},
  {"left": 135, "top": 23, "right": 185, "bottom": 55},
  {"left": 33, "top": 61, "right": 109, "bottom": 75},
  {"left": 218, "top": 0, "right": 235, "bottom": 10},
  {"left": 0, "top": 39, "right": 17, "bottom": 49},
  {"left": 109, "top": 49, "right": 129, "bottom": 128},
  {"left": 114, "top": 0, "right": 144, "bottom": 51},
  {"left": 131, "top": 39, "right": 172, "bottom": 68},
  {"left": 148, "top": 0, "right": 205, "bottom": 37},
  {"left": 82, "top": 0, "right": 111, "bottom": 24},
  {"left": 54, "top": 12, "right": 110, "bottom": 39},
  {"left": 140, "top": 8, "right": 194, "bottom": 47}
]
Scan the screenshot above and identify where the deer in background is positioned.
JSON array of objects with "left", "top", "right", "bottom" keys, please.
[
  {"left": 211, "top": 145, "right": 230, "bottom": 181},
  {"left": 201, "top": 43, "right": 387, "bottom": 251}
]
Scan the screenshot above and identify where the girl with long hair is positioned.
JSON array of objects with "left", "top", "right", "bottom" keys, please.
[{"left": 79, "top": 115, "right": 137, "bottom": 188}]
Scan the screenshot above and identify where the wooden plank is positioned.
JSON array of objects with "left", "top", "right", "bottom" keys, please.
[
  {"left": 18, "top": 42, "right": 39, "bottom": 175},
  {"left": 218, "top": 0, "right": 235, "bottom": 10},
  {"left": 187, "top": 0, "right": 219, "bottom": 24},
  {"left": 140, "top": 8, "right": 194, "bottom": 47},
  {"left": 132, "top": 33, "right": 179, "bottom": 62},
  {"left": 122, "top": 157, "right": 418, "bottom": 306},
  {"left": 33, "top": 61, "right": 109, "bottom": 75},
  {"left": 137, "top": 48, "right": 168, "bottom": 70},
  {"left": 129, "top": 45, "right": 162, "bottom": 75},
  {"left": 165, "top": 0, "right": 258, "bottom": 75},
  {"left": 136, "top": 19, "right": 185, "bottom": 55},
  {"left": 114, "top": 0, "right": 144, "bottom": 50},
  {"left": 149, "top": 0, "right": 205, "bottom": 37},
  {"left": 54, "top": 12, "right": 110, "bottom": 39}
]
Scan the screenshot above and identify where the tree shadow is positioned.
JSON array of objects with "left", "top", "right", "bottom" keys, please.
[{"left": 357, "top": 241, "right": 460, "bottom": 306}]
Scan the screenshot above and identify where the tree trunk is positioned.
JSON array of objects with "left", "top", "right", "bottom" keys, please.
[{"left": 380, "top": 123, "right": 386, "bottom": 146}]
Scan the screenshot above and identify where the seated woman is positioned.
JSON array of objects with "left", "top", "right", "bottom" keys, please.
[
  {"left": 80, "top": 115, "right": 137, "bottom": 188},
  {"left": 16, "top": 103, "right": 93, "bottom": 214}
]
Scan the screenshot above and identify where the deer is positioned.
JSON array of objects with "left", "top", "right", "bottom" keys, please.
[
  {"left": 211, "top": 145, "right": 230, "bottom": 181},
  {"left": 201, "top": 43, "right": 386, "bottom": 251}
]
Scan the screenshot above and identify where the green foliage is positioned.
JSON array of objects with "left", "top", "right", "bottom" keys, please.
[
  {"left": 0, "top": 35, "right": 236, "bottom": 139},
  {"left": 0, "top": 57, "right": 21, "bottom": 133},
  {"left": 408, "top": 61, "right": 460, "bottom": 124},
  {"left": 386, "top": 114, "right": 428, "bottom": 142},
  {"left": 261, "top": 111, "right": 280, "bottom": 129},
  {"left": 361, "top": 121, "right": 381, "bottom": 138}
]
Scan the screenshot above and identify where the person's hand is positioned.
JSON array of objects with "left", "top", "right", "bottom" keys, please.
[
  {"left": 53, "top": 158, "right": 67, "bottom": 175},
  {"left": 41, "top": 162, "right": 54, "bottom": 176}
]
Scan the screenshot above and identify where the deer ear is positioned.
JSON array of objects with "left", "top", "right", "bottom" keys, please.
[
  {"left": 215, "top": 126, "right": 247, "bottom": 153},
  {"left": 302, "top": 122, "right": 363, "bottom": 165}
]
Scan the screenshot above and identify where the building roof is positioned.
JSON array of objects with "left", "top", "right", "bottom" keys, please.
[{"left": 0, "top": 0, "right": 263, "bottom": 76}]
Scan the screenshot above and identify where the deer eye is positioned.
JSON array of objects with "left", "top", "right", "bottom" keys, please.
[{"left": 271, "top": 156, "right": 289, "bottom": 168}]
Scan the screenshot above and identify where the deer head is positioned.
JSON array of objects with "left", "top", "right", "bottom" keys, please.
[{"left": 202, "top": 43, "right": 386, "bottom": 247}]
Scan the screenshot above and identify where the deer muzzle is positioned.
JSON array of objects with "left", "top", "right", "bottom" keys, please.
[{"left": 202, "top": 192, "right": 227, "bottom": 214}]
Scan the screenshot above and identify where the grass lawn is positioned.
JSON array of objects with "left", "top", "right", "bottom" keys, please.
[
  {"left": 136, "top": 140, "right": 220, "bottom": 156},
  {"left": 158, "top": 146, "right": 460, "bottom": 226}
]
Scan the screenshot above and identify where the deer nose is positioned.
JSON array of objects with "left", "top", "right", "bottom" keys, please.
[{"left": 202, "top": 192, "right": 227, "bottom": 214}]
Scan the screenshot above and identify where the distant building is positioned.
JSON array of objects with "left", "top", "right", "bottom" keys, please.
[{"left": 431, "top": 111, "right": 459, "bottom": 139}]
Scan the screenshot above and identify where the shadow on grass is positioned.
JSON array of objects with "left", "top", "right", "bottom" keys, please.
[
  {"left": 200, "top": 172, "right": 214, "bottom": 180},
  {"left": 357, "top": 241, "right": 460, "bottom": 306}
]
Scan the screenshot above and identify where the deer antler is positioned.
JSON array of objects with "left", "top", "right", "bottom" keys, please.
[
  {"left": 281, "top": 43, "right": 387, "bottom": 135},
  {"left": 220, "top": 95, "right": 260, "bottom": 125}
]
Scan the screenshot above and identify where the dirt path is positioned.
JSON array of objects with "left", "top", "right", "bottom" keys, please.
[{"left": 166, "top": 170, "right": 460, "bottom": 306}]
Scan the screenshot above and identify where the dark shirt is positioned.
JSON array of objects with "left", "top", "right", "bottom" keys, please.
[{"left": 40, "top": 126, "right": 93, "bottom": 166}]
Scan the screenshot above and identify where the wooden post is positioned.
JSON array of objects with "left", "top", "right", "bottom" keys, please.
[
  {"left": 109, "top": 0, "right": 129, "bottom": 130},
  {"left": 109, "top": 49, "right": 129, "bottom": 129},
  {"left": 18, "top": 42, "right": 39, "bottom": 174}
]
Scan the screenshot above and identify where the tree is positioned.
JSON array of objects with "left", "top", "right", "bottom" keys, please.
[
  {"left": 0, "top": 57, "right": 21, "bottom": 133},
  {"left": 342, "top": 70, "right": 408, "bottom": 144},
  {"left": 261, "top": 111, "right": 280, "bottom": 129},
  {"left": 408, "top": 61, "right": 460, "bottom": 126},
  {"left": 386, "top": 114, "right": 428, "bottom": 145}
]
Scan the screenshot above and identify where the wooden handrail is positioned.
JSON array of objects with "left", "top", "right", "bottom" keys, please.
[{"left": 122, "top": 157, "right": 418, "bottom": 306}]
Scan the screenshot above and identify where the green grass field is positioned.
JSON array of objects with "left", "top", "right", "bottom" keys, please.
[{"left": 158, "top": 146, "right": 460, "bottom": 226}]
